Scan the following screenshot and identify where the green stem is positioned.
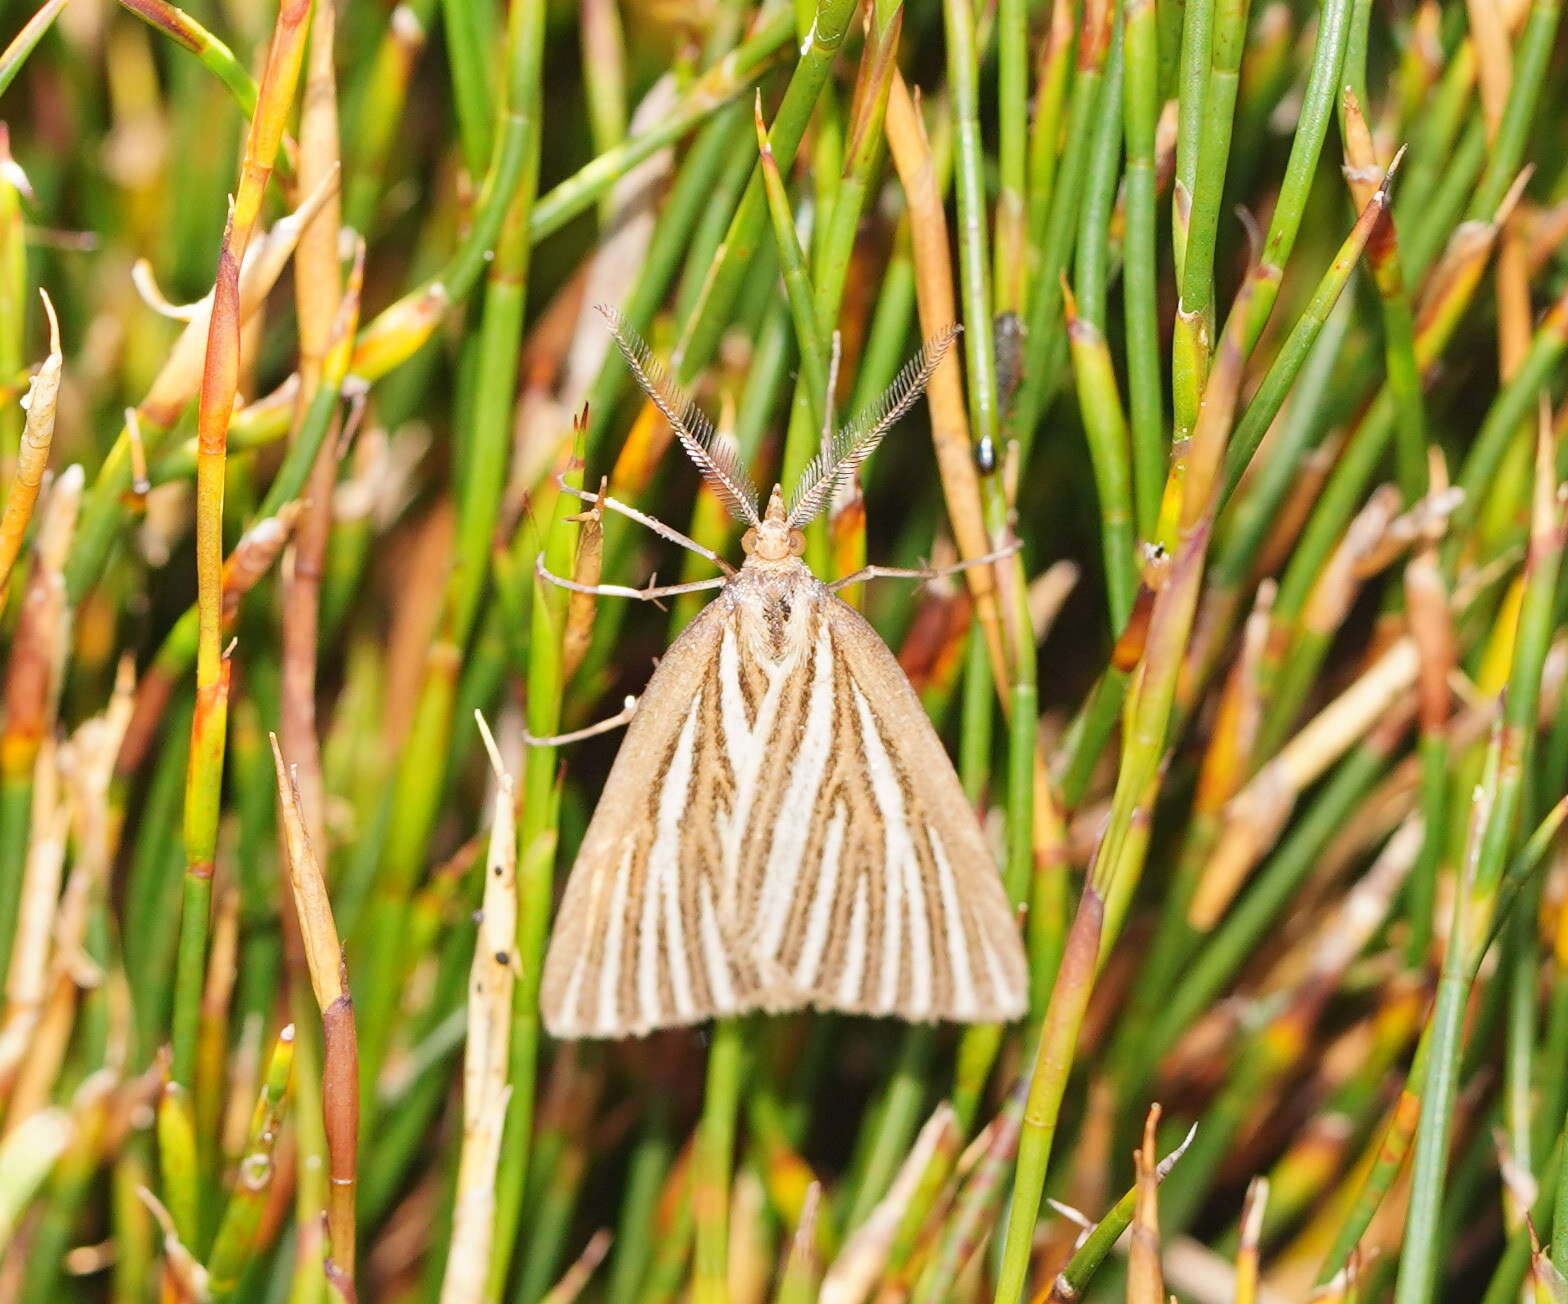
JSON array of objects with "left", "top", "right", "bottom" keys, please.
[
  {"left": 694, "top": 1017, "right": 746, "bottom": 1304},
  {"left": 944, "top": 0, "right": 999, "bottom": 451},
  {"left": 1121, "top": 0, "right": 1163, "bottom": 538}
]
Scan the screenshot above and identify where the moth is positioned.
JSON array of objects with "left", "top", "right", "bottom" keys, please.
[{"left": 538, "top": 311, "right": 1028, "bottom": 1039}]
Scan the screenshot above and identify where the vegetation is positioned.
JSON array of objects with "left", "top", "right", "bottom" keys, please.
[{"left": 0, "top": 0, "right": 1565, "bottom": 1299}]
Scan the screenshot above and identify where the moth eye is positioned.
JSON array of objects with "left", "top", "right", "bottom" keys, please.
[
  {"left": 789, "top": 531, "right": 807, "bottom": 556},
  {"left": 741, "top": 528, "right": 758, "bottom": 554}
]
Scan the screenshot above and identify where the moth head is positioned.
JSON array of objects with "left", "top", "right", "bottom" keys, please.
[{"left": 743, "top": 484, "right": 806, "bottom": 562}]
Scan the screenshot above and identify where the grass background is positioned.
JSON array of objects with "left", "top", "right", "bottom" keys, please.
[{"left": 0, "top": 0, "right": 1565, "bottom": 1300}]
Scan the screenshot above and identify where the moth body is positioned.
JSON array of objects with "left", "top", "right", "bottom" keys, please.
[
  {"left": 540, "top": 312, "right": 1028, "bottom": 1039},
  {"left": 541, "top": 543, "right": 1028, "bottom": 1038}
]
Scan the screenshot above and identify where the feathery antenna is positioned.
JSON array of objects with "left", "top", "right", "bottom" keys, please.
[
  {"left": 597, "top": 305, "right": 761, "bottom": 527},
  {"left": 786, "top": 325, "right": 960, "bottom": 529}
]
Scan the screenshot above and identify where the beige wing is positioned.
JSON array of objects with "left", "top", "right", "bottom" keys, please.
[
  {"left": 541, "top": 596, "right": 761, "bottom": 1038},
  {"left": 731, "top": 590, "right": 1028, "bottom": 1023}
]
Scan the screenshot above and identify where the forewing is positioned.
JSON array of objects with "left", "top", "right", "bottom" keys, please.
[
  {"left": 732, "top": 589, "right": 1028, "bottom": 1023},
  {"left": 541, "top": 598, "right": 760, "bottom": 1038}
]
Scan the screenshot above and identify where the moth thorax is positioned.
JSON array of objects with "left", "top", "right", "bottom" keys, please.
[{"left": 743, "top": 484, "right": 805, "bottom": 562}]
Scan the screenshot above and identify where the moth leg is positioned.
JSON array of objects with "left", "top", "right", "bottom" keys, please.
[
  {"left": 536, "top": 554, "right": 728, "bottom": 606},
  {"left": 825, "top": 539, "right": 1023, "bottom": 592},
  {"left": 522, "top": 695, "right": 639, "bottom": 748},
  {"left": 555, "top": 474, "right": 736, "bottom": 575}
]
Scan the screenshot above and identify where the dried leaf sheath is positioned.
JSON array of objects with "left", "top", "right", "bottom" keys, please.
[
  {"left": 540, "top": 550, "right": 1027, "bottom": 1038},
  {"left": 0, "top": 290, "right": 62, "bottom": 595},
  {"left": 440, "top": 718, "right": 517, "bottom": 1304}
]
